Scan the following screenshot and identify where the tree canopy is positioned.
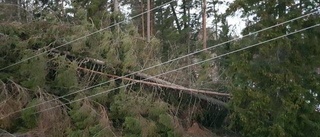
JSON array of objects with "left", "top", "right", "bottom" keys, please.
[{"left": 0, "top": 0, "right": 319, "bottom": 136}]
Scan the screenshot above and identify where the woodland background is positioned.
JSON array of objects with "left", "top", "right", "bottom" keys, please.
[{"left": 0, "top": 0, "right": 320, "bottom": 136}]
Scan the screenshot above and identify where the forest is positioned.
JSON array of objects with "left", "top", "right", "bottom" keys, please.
[{"left": 0, "top": 0, "right": 320, "bottom": 136}]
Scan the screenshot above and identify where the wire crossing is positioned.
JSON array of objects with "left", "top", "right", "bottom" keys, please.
[
  {"left": 2, "top": 23, "right": 319, "bottom": 120},
  {"left": 1, "top": 8, "right": 318, "bottom": 120},
  {"left": 0, "top": 0, "right": 177, "bottom": 71}
]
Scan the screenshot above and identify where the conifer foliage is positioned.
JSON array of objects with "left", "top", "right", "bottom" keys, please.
[
  {"left": 223, "top": 0, "right": 320, "bottom": 136},
  {"left": 0, "top": 0, "right": 320, "bottom": 136}
]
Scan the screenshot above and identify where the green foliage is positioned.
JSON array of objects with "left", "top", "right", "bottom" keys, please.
[
  {"left": 225, "top": 0, "right": 320, "bottom": 136},
  {"left": 158, "top": 114, "right": 174, "bottom": 132},
  {"left": 20, "top": 99, "right": 39, "bottom": 130},
  {"left": 109, "top": 90, "right": 182, "bottom": 136},
  {"left": 89, "top": 82, "right": 115, "bottom": 105},
  {"left": 122, "top": 34, "right": 138, "bottom": 72},
  {"left": 67, "top": 98, "right": 111, "bottom": 137},
  {"left": 123, "top": 117, "right": 142, "bottom": 136},
  {"left": 54, "top": 60, "right": 79, "bottom": 91},
  {"left": 19, "top": 53, "right": 47, "bottom": 89},
  {"left": 148, "top": 101, "right": 169, "bottom": 120},
  {"left": 110, "top": 90, "right": 149, "bottom": 118},
  {"left": 0, "top": 0, "right": 284, "bottom": 136}
]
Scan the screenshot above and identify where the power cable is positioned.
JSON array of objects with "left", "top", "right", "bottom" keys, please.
[
  {"left": 1, "top": 8, "right": 318, "bottom": 119},
  {"left": 4, "top": 23, "right": 318, "bottom": 119},
  {"left": 0, "top": 0, "right": 177, "bottom": 71}
]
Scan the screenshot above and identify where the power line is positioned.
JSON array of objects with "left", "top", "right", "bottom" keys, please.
[
  {"left": 27, "top": 23, "right": 320, "bottom": 116},
  {"left": 4, "top": 23, "right": 319, "bottom": 119},
  {"left": 1, "top": 8, "right": 318, "bottom": 119},
  {"left": 0, "top": 0, "right": 177, "bottom": 71},
  {"left": 1, "top": 5, "right": 318, "bottom": 72}
]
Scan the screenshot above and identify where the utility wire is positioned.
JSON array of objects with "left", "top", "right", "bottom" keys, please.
[
  {"left": 3, "top": 23, "right": 319, "bottom": 119},
  {"left": 1, "top": 6, "right": 318, "bottom": 72},
  {"left": 0, "top": 0, "right": 177, "bottom": 71},
  {"left": 1, "top": 8, "right": 318, "bottom": 119}
]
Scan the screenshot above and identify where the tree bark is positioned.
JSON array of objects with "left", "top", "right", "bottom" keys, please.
[
  {"left": 140, "top": 0, "right": 145, "bottom": 38},
  {"left": 202, "top": 0, "right": 207, "bottom": 49},
  {"left": 114, "top": 0, "right": 119, "bottom": 32},
  {"left": 170, "top": 2, "right": 181, "bottom": 33},
  {"left": 147, "top": 0, "right": 151, "bottom": 42}
]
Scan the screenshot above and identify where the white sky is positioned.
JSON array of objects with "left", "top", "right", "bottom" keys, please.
[
  {"left": 216, "top": 0, "right": 245, "bottom": 35},
  {"left": 222, "top": 0, "right": 245, "bottom": 34},
  {"left": 120, "top": 0, "right": 246, "bottom": 35},
  {"left": 65, "top": 0, "right": 245, "bottom": 35},
  {"left": 180, "top": 0, "right": 245, "bottom": 35}
]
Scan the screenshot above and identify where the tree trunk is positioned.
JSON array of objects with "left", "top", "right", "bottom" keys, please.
[
  {"left": 182, "top": 0, "right": 188, "bottom": 28},
  {"left": 114, "top": 0, "right": 119, "bottom": 32},
  {"left": 170, "top": 3, "right": 181, "bottom": 33},
  {"left": 147, "top": 0, "right": 151, "bottom": 42},
  {"left": 202, "top": 0, "right": 207, "bottom": 49},
  {"left": 141, "top": 0, "right": 145, "bottom": 38}
]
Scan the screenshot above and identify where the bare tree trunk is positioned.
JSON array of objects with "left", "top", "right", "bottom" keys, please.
[
  {"left": 202, "top": 0, "right": 207, "bottom": 49},
  {"left": 114, "top": 0, "right": 119, "bottom": 33},
  {"left": 140, "top": 0, "right": 145, "bottom": 38},
  {"left": 170, "top": 2, "right": 181, "bottom": 33},
  {"left": 61, "top": 0, "right": 65, "bottom": 16},
  {"left": 147, "top": 0, "right": 151, "bottom": 42},
  {"left": 182, "top": 0, "right": 188, "bottom": 28},
  {"left": 187, "top": 0, "right": 191, "bottom": 28},
  {"left": 150, "top": 0, "right": 155, "bottom": 36},
  {"left": 17, "top": 0, "right": 21, "bottom": 21},
  {"left": 214, "top": 3, "right": 218, "bottom": 40}
]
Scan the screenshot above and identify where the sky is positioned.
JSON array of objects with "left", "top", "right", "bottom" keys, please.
[
  {"left": 215, "top": 0, "right": 245, "bottom": 35},
  {"left": 184, "top": 0, "right": 245, "bottom": 35},
  {"left": 120, "top": 0, "right": 245, "bottom": 35}
]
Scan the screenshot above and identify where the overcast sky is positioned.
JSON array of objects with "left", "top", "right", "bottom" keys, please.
[
  {"left": 216, "top": 0, "right": 245, "bottom": 35},
  {"left": 119, "top": 0, "right": 245, "bottom": 35},
  {"left": 184, "top": 0, "right": 245, "bottom": 35},
  {"left": 176, "top": 0, "right": 246, "bottom": 35}
]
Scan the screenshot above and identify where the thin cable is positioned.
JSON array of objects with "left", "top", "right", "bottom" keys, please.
[
  {"left": 0, "top": 0, "right": 176, "bottom": 71},
  {"left": 1, "top": 8, "right": 318, "bottom": 119},
  {"left": 1, "top": 7, "right": 318, "bottom": 72},
  {"left": 10, "top": 23, "right": 319, "bottom": 118}
]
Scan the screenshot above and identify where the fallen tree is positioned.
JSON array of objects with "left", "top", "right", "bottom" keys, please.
[
  {"left": 48, "top": 49, "right": 230, "bottom": 107},
  {"left": 77, "top": 67, "right": 229, "bottom": 107}
]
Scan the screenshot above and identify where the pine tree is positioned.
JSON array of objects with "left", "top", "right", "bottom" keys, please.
[{"left": 225, "top": 0, "right": 320, "bottom": 136}]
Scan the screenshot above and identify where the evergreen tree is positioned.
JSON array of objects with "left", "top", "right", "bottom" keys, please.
[
  {"left": 225, "top": 0, "right": 320, "bottom": 136},
  {"left": 0, "top": 0, "right": 291, "bottom": 136}
]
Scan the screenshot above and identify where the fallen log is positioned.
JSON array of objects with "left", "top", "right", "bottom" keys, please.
[
  {"left": 135, "top": 72, "right": 230, "bottom": 97},
  {"left": 77, "top": 67, "right": 228, "bottom": 107},
  {"left": 48, "top": 49, "right": 229, "bottom": 106}
]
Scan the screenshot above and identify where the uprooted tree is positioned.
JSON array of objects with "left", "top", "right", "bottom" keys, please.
[{"left": 1, "top": 0, "right": 320, "bottom": 137}]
